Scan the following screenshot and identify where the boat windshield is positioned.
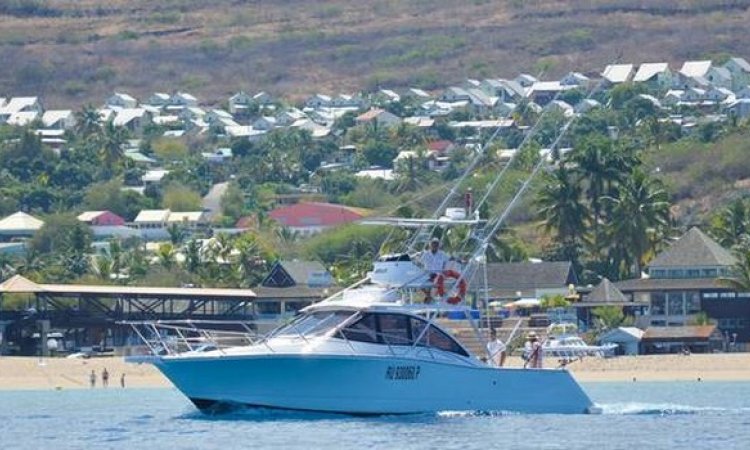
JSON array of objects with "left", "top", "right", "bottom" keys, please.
[
  {"left": 336, "top": 312, "right": 469, "bottom": 357},
  {"left": 272, "top": 311, "right": 353, "bottom": 338}
]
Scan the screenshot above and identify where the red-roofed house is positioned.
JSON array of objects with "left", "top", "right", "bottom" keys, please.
[
  {"left": 268, "top": 202, "right": 366, "bottom": 236},
  {"left": 77, "top": 211, "right": 126, "bottom": 226},
  {"left": 427, "top": 140, "right": 456, "bottom": 155}
]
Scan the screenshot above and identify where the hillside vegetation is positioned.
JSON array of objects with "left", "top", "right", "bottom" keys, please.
[{"left": 2, "top": 0, "right": 750, "bottom": 106}]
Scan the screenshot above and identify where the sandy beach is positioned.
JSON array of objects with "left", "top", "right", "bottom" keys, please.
[{"left": 1, "top": 353, "right": 749, "bottom": 390}]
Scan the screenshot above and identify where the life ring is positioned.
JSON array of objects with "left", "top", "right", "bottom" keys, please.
[{"left": 435, "top": 269, "right": 467, "bottom": 304}]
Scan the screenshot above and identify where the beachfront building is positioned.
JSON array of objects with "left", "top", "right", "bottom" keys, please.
[
  {"left": 598, "top": 327, "right": 644, "bottom": 356},
  {"left": 0, "top": 275, "right": 257, "bottom": 356},
  {"left": 640, "top": 325, "right": 724, "bottom": 354},
  {"left": 616, "top": 227, "right": 750, "bottom": 344},
  {"left": 470, "top": 261, "right": 578, "bottom": 302},
  {"left": 575, "top": 278, "right": 648, "bottom": 332},
  {"left": 248, "top": 260, "right": 334, "bottom": 332}
]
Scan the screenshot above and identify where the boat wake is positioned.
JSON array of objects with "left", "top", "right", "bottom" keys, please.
[{"left": 597, "top": 403, "right": 750, "bottom": 416}]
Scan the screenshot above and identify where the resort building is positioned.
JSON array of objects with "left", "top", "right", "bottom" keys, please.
[{"left": 616, "top": 227, "right": 749, "bottom": 343}]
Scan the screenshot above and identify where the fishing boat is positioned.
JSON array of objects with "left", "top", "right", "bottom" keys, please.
[
  {"left": 127, "top": 272, "right": 597, "bottom": 415},
  {"left": 125, "top": 70, "right": 613, "bottom": 415}
]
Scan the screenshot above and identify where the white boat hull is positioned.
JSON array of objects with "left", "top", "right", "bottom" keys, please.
[{"left": 153, "top": 353, "right": 595, "bottom": 415}]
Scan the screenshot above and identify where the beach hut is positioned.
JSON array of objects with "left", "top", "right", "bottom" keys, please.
[{"left": 598, "top": 327, "right": 644, "bottom": 355}]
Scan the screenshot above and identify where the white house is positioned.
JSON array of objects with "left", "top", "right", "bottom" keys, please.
[
  {"left": 706, "top": 66, "right": 733, "bottom": 89},
  {"left": 546, "top": 100, "right": 574, "bottom": 117},
  {"left": 723, "top": 57, "right": 750, "bottom": 91},
  {"left": 146, "top": 93, "right": 171, "bottom": 107},
  {"left": 41, "top": 110, "right": 76, "bottom": 130},
  {"left": 633, "top": 62, "right": 672, "bottom": 89},
  {"left": 305, "top": 94, "right": 332, "bottom": 109},
  {"left": 355, "top": 108, "right": 401, "bottom": 127},
  {"left": 133, "top": 209, "right": 171, "bottom": 229},
  {"left": 167, "top": 211, "right": 208, "bottom": 230},
  {"left": 275, "top": 108, "right": 307, "bottom": 126},
  {"left": 6, "top": 111, "right": 39, "bottom": 127},
  {"left": 602, "top": 64, "right": 635, "bottom": 84},
  {"left": 0, "top": 97, "right": 43, "bottom": 123},
  {"left": 113, "top": 108, "right": 151, "bottom": 132},
  {"left": 679, "top": 60, "right": 712, "bottom": 79},
  {"left": 253, "top": 116, "right": 277, "bottom": 131},
  {"left": 726, "top": 98, "right": 750, "bottom": 118},
  {"left": 560, "top": 72, "right": 590, "bottom": 87},
  {"left": 168, "top": 92, "right": 198, "bottom": 109},
  {"left": 106, "top": 92, "right": 138, "bottom": 109},
  {"left": 514, "top": 73, "right": 538, "bottom": 88},
  {"left": 228, "top": 91, "right": 254, "bottom": 115}
]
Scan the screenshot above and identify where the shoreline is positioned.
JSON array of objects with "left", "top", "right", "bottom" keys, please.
[{"left": 1, "top": 354, "right": 749, "bottom": 391}]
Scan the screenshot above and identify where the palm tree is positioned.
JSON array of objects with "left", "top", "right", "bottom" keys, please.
[
  {"left": 717, "top": 247, "right": 750, "bottom": 292},
  {"left": 571, "top": 136, "right": 637, "bottom": 252},
  {"left": 167, "top": 223, "right": 186, "bottom": 245},
  {"left": 710, "top": 199, "right": 749, "bottom": 248},
  {"left": 96, "top": 120, "right": 128, "bottom": 176},
  {"left": 536, "top": 165, "right": 588, "bottom": 247},
  {"left": 183, "top": 239, "right": 202, "bottom": 274},
  {"left": 156, "top": 243, "right": 177, "bottom": 270},
  {"left": 74, "top": 104, "right": 102, "bottom": 139},
  {"left": 604, "top": 168, "right": 671, "bottom": 277}
]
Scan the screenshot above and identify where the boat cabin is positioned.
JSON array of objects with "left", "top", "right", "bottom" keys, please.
[{"left": 273, "top": 309, "right": 470, "bottom": 357}]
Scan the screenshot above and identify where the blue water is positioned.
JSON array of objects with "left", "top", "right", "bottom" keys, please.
[{"left": 1, "top": 382, "right": 749, "bottom": 449}]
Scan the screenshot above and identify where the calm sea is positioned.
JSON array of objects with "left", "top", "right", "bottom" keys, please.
[{"left": 1, "top": 382, "right": 749, "bottom": 450}]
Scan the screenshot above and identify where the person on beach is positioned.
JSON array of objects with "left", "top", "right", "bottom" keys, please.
[
  {"left": 120, "top": 373, "right": 126, "bottom": 388},
  {"left": 486, "top": 328, "right": 506, "bottom": 367},
  {"left": 102, "top": 368, "right": 109, "bottom": 388},
  {"left": 524, "top": 332, "right": 543, "bottom": 369},
  {"left": 89, "top": 369, "right": 96, "bottom": 388}
]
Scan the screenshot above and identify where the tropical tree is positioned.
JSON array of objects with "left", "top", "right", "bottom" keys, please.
[
  {"left": 709, "top": 199, "right": 750, "bottom": 248},
  {"left": 74, "top": 104, "right": 102, "bottom": 139},
  {"left": 717, "top": 246, "right": 750, "bottom": 292},
  {"left": 571, "top": 136, "right": 637, "bottom": 251},
  {"left": 96, "top": 120, "right": 128, "bottom": 176},
  {"left": 536, "top": 165, "right": 588, "bottom": 247},
  {"left": 591, "top": 305, "right": 632, "bottom": 331},
  {"left": 156, "top": 243, "right": 177, "bottom": 270},
  {"left": 603, "top": 168, "right": 671, "bottom": 277},
  {"left": 167, "top": 223, "right": 186, "bottom": 245},
  {"left": 183, "top": 239, "right": 203, "bottom": 275}
]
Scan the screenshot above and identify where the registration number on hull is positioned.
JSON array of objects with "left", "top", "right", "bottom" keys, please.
[{"left": 385, "top": 365, "right": 421, "bottom": 380}]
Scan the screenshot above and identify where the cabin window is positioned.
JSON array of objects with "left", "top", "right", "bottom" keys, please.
[
  {"left": 339, "top": 313, "right": 378, "bottom": 344},
  {"left": 275, "top": 311, "right": 351, "bottom": 338},
  {"left": 377, "top": 314, "right": 412, "bottom": 346},
  {"left": 424, "top": 325, "right": 469, "bottom": 357}
]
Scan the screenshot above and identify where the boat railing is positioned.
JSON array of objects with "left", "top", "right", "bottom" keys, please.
[{"left": 121, "top": 320, "right": 258, "bottom": 356}]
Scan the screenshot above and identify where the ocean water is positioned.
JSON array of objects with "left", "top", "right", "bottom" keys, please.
[{"left": 1, "top": 382, "right": 749, "bottom": 450}]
